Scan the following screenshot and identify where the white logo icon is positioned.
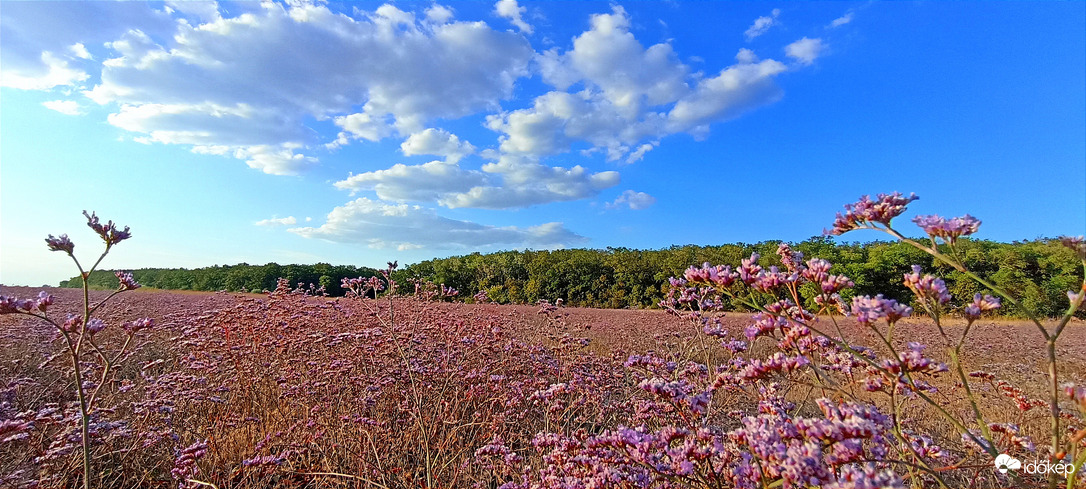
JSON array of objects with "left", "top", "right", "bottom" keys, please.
[{"left": 995, "top": 454, "right": 1022, "bottom": 474}]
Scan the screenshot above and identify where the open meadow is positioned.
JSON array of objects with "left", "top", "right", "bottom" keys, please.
[{"left": 3, "top": 280, "right": 1084, "bottom": 488}]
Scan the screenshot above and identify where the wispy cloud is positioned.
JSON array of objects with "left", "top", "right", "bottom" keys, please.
[
  {"left": 829, "top": 12, "right": 853, "bottom": 28},
  {"left": 42, "top": 100, "right": 83, "bottom": 115},
  {"left": 606, "top": 190, "right": 656, "bottom": 210},
  {"left": 745, "top": 8, "right": 781, "bottom": 41},
  {"left": 255, "top": 216, "right": 298, "bottom": 226},
  {"left": 289, "top": 198, "right": 585, "bottom": 250}
]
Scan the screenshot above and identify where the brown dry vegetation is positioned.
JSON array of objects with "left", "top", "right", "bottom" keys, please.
[{"left": 2, "top": 286, "right": 1084, "bottom": 488}]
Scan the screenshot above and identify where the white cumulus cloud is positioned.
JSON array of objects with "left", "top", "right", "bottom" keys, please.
[
  {"left": 400, "top": 128, "right": 475, "bottom": 163},
  {"left": 68, "top": 43, "right": 92, "bottom": 60},
  {"left": 785, "top": 37, "right": 824, "bottom": 65},
  {"left": 289, "top": 198, "right": 586, "bottom": 250},
  {"left": 437, "top": 156, "right": 620, "bottom": 209},
  {"left": 334, "top": 160, "right": 488, "bottom": 202},
  {"left": 60, "top": 2, "right": 530, "bottom": 173},
  {"left": 494, "top": 0, "right": 533, "bottom": 34},
  {"left": 0, "top": 52, "right": 88, "bottom": 90},
  {"left": 486, "top": 5, "right": 798, "bottom": 164}
]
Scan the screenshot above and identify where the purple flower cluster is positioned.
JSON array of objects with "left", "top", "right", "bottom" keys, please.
[
  {"left": 171, "top": 439, "right": 208, "bottom": 481},
  {"left": 115, "top": 271, "right": 141, "bottom": 290},
  {"left": 45, "top": 234, "right": 75, "bottom": 254},
  {"left": 83, "top": 210, "right": 131, "bottom": 246},
  {"left": 963, "top": 293, "right": 1001, "bottom": 322},
  {"left": 1060, "top": 235, "right": 1086, "bottom": 259},
  {"left": 0, "top": 291, "right": 54, "bottom": 315},
  {"left": 850, "top": 295, "right": 912, "bottom": 325},
  {"left": 827, "top": 192, "right": 918, "bottom": 235},
  {"left": 684, "top": 262, "right": 740, "bottom": 289},
  {"left": 902, "top": 265, "right": 951, "bottom": 307},
  {"left": 912, "top": 214, "right": 981, "bottom": 244}
]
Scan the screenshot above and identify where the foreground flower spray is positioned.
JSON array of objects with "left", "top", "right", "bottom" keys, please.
[{"left": 2, "top": 212, "right": 152, "bottom": 489}]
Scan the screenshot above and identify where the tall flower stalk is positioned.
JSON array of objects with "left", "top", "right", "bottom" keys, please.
[{"left": 1, "top": 211, "right": 152, "bottom": 489}]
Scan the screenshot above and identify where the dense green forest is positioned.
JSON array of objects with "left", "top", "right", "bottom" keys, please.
[
  {"left": 62, "top": 238, "right": 1083, "bottom": 318},
  {"left": 61, "top": 263, "right": 378, "bottom": 297}
]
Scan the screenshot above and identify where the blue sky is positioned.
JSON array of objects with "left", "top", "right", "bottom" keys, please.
[{"left": 2, "top": 1, "right": 1083, "bottom": 286}]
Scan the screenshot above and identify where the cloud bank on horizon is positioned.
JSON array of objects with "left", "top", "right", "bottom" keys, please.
[{"left": 2, "top": 0, "right": 836, "bottom": 251}]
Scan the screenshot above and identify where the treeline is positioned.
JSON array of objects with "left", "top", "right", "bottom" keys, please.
[
  {"left": 403, "top": 237, "right": 1082, "bottom": 318},
  {"left": 62, "top": 237, "right": 1082, "bottom": 317},
  {"left": 60, "top": 263, "right": 378, "bottom": 297}
]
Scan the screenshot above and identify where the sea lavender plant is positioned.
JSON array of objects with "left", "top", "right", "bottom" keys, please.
[
  {"left": 0, "top": 212, "right": 152, "bottom": 489},
  {"left": 829, "top": 193, "right": 1086, "bottom": 489}
]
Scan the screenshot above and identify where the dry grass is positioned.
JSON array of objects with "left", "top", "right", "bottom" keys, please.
[{"left": 1, "top": 286, "right": 1083, "bottom": 488}]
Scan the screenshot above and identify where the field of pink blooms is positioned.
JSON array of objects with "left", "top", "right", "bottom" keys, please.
[
  {"left": 3, "top": 197, "right": 1085, "bottom": 489},
  {"left": 2, "top": 283, "right": 1083, "bottom": 488}
]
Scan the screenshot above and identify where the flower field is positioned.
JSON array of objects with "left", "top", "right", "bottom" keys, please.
[
  {"left": 2, "top": 196, "right": 1085, "bottom": 488},
  {"left": 1, "top": 283, "right": 1083, "bottom": 488}
]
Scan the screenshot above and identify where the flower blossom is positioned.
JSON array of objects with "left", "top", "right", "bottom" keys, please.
[
  {"left": 115, "top": 271, "right": 141, "bottom": 290},
  {"left": 851, "top": 295, "right": 912, "bottom": 325},
  {"left": 963, "top": 293, "right": 1000, "bottom": 322},
  {"left": 913, "top": 214, "right": 981, "bottom": 244},
  {"left": 45, "top": 234, "right": 75, "bottom": 254},
  {"left": 903, "top": 265, "right": 951, "bottom": 307},
  {"left": 827, "top": 192, "right": 918, "bottom": 235},
  {"left": 83, "top": 210, "right": 131, "bottom": 245}
]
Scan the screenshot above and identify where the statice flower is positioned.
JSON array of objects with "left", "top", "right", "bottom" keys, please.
[
  {"left": 881, "top": 343, "right": 947, "bottom": 376},
  {"left": 777, "top": 243, "right": 805, "bottom": 272},
  {"left": 123, "top": 318, "right": 154, "bottom": 334},
  {"left": 684, "top": 262, "right": 739, "bottom": 288},
  {"left": 83, "top": 210, "right": 131, "bottom": 245},
  {"left": 827, "top": 192, "right": 918, "bottom": 235},
  {"left": 803, "top": 258, "right": 832, "bottom": 283},
  {"left": 912, "top": 214, "right": 981, "bottom": 244},
  {"left": 739, "top": 253, "right": 762, "bottom": 285},
  {"left": 902, "top": 265, "right": 951, "bottom": 306},
  {"left": 753, "top": 266, "right": 793, "bottom": 293},
  {"left": 171, "top": 439, "right": 209, "bottom": 481},
  {"left": 115, "top": 271, "right": 141, "bottom": 290},
  {"left": 739, "top": 352, "right": 810, "bottom": 380},
  {"left": 45, "top": 234, "right": 75, "bottom": 254},
  {"left": 35, "top": 291, "right": 54, "bottom": 310},
  {"left": 745, "top": 313, "right": 789, "bottom": 341},
  {"left": 1060, "top": 235, "right": 1086, "bottom": 259},
  {"left": 815, "top": 293, "right": 849, "bottom": 315},
  {"left": 62, "top": 314, "right": 83, "bottom": 333},
  {"left": 963, "top": 293, "right": 1001, "bottom": 322},
  {"left": 86, "top": 318, "right": 107, "bottom": 335},
  {"left": 987, "top": 423, "right": 1035, "bottom": 452},
  {"left": 0, "top": 292, "right": 53, "bottom": 314},
  {"left": 241, "top": 450, "right": 291, "bottom": 467},
  {"left": 901, "top": 431, "right": 947, "bottom": 461},
  {"left": 851, "top": 295, "right": 912, "bottom": 325},
  {"left": 0, "top": 419, "right": 32, "bottom": 443},
  {"left": 995, "top": 380, "right": 1046, "bottom": 412},
  {"left": 1065, "top": 383, "right": 1086, "bottom": 411},
  {"left": 830, "top": 464, "right": 904, "bottom": 489},
  {"left": 637, "top": 378, "right": 711, "bottom": 415}
]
